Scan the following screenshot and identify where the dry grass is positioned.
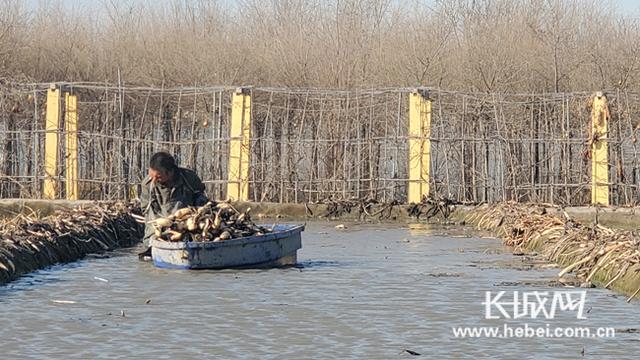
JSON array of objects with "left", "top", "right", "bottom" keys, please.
[{"left": 0, "top": 0, "right": 639, "bottom": 91}]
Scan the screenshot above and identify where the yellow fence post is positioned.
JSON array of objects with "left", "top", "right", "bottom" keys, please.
[
  {"left": 591, "top": 92, "right": 609, "bottom": 206},
  {"left": 65, "top": 93, "right": 79, "bottom": 200},
  {"left": 226, "top": 87, "right": 251, "bottom": 201},
  {"left": 44, "top": 84, "right": 61, "bottom": 199},
  {"left": 408, "top": 88, "right": 431, "bottom": 203}
]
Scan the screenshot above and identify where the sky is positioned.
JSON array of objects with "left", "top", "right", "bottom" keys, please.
[{"left": 619, "top": 0, "right": 640, "bottom": 12}]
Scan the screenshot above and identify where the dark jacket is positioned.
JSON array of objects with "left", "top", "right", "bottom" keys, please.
[{"left": 139, "top": 167, "right": 208, "bottom": 245}]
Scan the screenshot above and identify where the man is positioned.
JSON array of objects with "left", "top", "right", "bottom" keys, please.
[{"left": 138, "top": 152, "right": 208, "bottom": 258}]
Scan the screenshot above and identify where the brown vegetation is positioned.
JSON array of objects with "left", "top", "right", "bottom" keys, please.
[
  {"left": 466, "top": 202, "right": 640, "bottom": 299},
  {"left": 0, "top": 202, "right": 142, "bottom": 283},
  {"left": 1, "top": 0, "right": 639, "bottom": 91}
]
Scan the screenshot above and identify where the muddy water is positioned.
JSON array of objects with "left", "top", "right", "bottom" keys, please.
[{"left": 1, "top": 222, "right": 639, "bottom": 359}]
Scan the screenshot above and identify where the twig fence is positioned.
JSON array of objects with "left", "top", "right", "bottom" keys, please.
[{"left": 1, "top": 82, "right": 638, "bottom": 206}]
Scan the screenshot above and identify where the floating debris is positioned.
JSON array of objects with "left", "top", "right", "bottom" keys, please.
[
  {"left": 424, "top": 272, "right": 463, "bottom": 278},
  {"left": 145, "top": 298, "right": 152, "bottom": 304},
  {"left": 86, "top": 253, "right": 111, "bottom": 259},
  {"left": 616, "top": 328, "right": 640, "bottom": 333},
  {"left": 494, "top": 280, "right": 567, "bottom": 288},
  {"left": 51, "top": 300, "right": 77, "bottom": 304},
  {"left": 152, "top": 201, "right": 271, "bottom": 242},
  {"left": 402, "top": 349, "right": 422, "bottom": 356},
  {"left": 94, "top": 276, "right": 109, "bottom": 283}
]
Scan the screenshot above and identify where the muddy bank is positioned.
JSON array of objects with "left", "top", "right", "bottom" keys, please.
[
  {"left": 0, "top": 199, "right": 97, "bottom": 219},
  {"left": 233, "top": 200, "right": 456, "bottom": 223},
  {"left": 2, "top": 199, "right": 637, "bottom": 229},
  {"left": 0, "top": 203, "right": 143, "bottom": 284},
  {"left": 233, "top": 201, "right": 639, "bottom": 231},
  {"left": 465, "top": 203, "right": 640, "bottom": 300}
]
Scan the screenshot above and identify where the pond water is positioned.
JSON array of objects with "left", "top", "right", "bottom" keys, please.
[{"left": 1, "top": 222, "right": 639, "bottom": 359}]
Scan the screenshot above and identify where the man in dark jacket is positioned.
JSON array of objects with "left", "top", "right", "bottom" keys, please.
[{"left": 138, "top": 152, "right": 208, "bottom": 258}]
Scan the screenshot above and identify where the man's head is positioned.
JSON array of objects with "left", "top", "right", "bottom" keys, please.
[{"left": 149, "top": 152, "right": 178, "bottom": 185}]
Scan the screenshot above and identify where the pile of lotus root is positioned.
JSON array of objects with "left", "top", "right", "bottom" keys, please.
[{"left": 151, "top": 201, "right": 271, "bottom": 242}]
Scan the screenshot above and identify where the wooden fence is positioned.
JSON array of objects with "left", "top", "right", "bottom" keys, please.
[{"left": 1, "top": 82, "right": 638, "bottom": 206}]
